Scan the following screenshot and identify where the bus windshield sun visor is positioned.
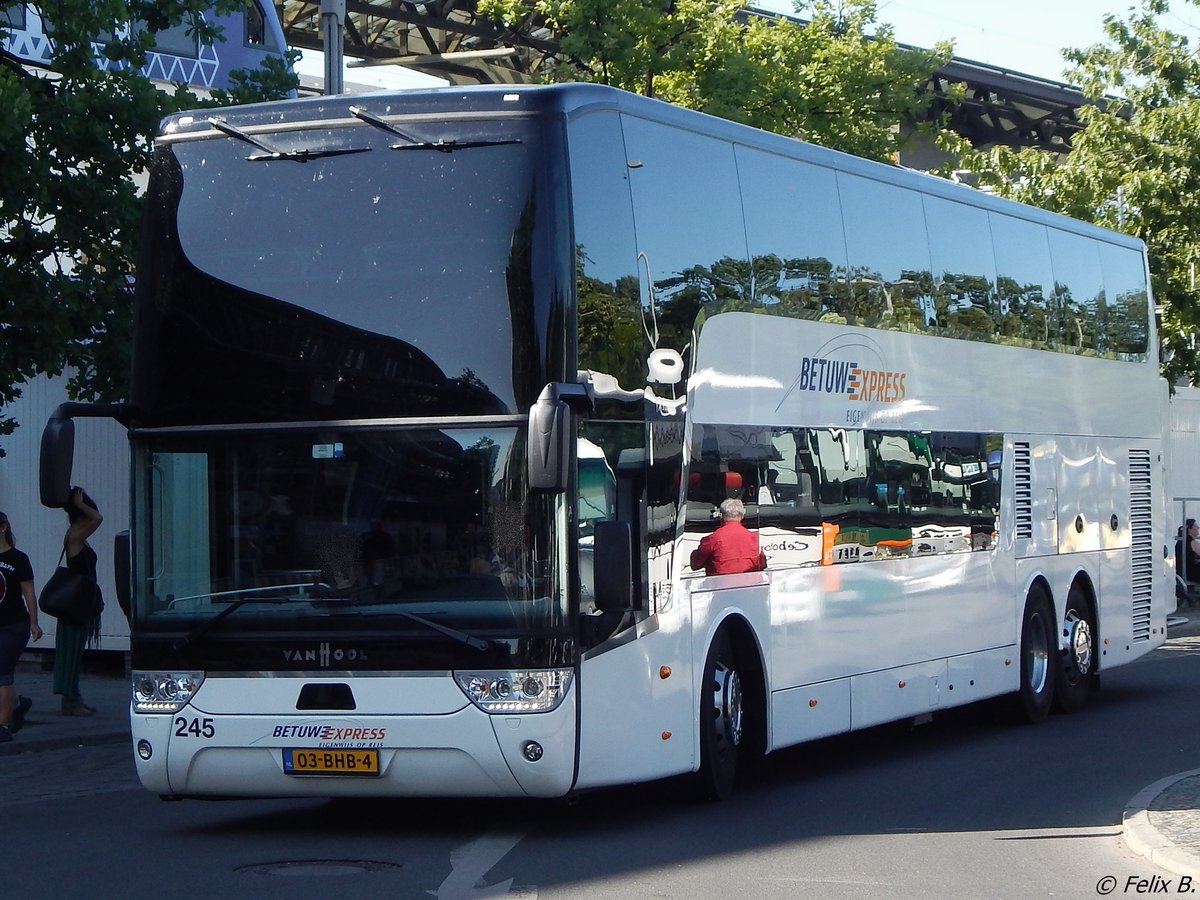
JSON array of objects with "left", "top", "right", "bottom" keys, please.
[
  {"left": 208, "top": 117, "right": 371, "bottom": 163},
  {"left": 349, "top": 106, "right": 522, "bottom": 153}
]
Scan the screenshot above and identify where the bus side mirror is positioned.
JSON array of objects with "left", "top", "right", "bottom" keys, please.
[
  {"left": 114, "top": 530, "right": 132, "bottom": 624},
  {"left": 528, "top": 383, "right": 591, "bottom": 493},
  {"left": 593, "top": 521, "right": 634, "bottom": 613},
  {"left": 39, "top": 415, "right": 75, "bottom": 509},
  {"left": 38, "top": 401, "right": 130, "bottom": 509},
  {"left": 528, "top": 394, "right": 570, "bottom": 493}
]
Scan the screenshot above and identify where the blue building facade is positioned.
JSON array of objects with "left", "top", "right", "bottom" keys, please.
[{"left": 1, "top": 1, "right": 291, "bottom": 90}]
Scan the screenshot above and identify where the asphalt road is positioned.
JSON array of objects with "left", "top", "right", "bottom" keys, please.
[{"left": 8, "top": 621, "right": 1200, "bottom": 900}]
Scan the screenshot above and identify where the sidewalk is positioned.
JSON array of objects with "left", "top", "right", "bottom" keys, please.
[
  {"left": 1124, "top": 769, "right": 1200, "bottom": 878},
  {"left": 1120, "top": 613, "right": 1200, "bottom": 878},
  {"left": 0, "top": 655, "right": 130, "bottom": 756}
]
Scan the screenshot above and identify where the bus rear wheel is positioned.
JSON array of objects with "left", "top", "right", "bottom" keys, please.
[
  {"left": 1054, "top": 585, "right": 1095, "bottom": 714},
  {"left": 695, "top": 631, "right": 743, "bottom": 801},
  {"left": 1015, "top": 585, "right": 1056, "bottom": 723}
]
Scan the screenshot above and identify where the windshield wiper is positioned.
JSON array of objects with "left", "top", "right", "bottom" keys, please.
[
  {"left": 309, "top": 583, "right": 491, "bottom": 651},
  {"left": 208, "top": 117, "right": 370, "bottom": 162},
  {"left": 173, "top": 584, "right": 317, "bottom": 652},
  {"left": 392, "top": 609, "right": 492, "bottom": 651},
  {"left": 348, "top": 106, "right": 521, "bottom": 154}
]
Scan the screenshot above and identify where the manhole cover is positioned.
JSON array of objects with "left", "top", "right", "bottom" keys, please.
[{"left": 237, "top": 859, "right": 402, "bottom": 877}]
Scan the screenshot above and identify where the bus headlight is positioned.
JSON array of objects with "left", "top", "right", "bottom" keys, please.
[
  {"left": 454, "top": 669, "right": 572, "bottom": 713},
  {"left": 132, "top": 670, "right": 205, "bottom": 713}
]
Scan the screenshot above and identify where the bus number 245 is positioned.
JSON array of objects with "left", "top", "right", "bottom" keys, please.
[{"left": 174, "top": 716, "right": 215, "bottom": 738}]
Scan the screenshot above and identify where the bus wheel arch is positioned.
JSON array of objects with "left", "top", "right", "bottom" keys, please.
[
  {"left": 1015, "top": 579, "right": 1056, "bottom": 723},
  {"left": 694, "top": 616, "right": 766, "bottom": 800},
  {"left": 1054, "top": 576, "right": 1098, "bottom": 714}
]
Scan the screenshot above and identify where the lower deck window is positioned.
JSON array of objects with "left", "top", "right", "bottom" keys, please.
[{"left": 685, "top": 426, "right": 1002, "bottom": 567}]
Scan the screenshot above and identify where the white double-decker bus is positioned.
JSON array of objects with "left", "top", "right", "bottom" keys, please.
[{"left": 40, "top": 83, "right": 1167, "bottom": 801}]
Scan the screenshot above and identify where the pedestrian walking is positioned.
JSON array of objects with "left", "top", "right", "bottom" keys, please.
[
  {"left": 55, "top": 487, "right": 102, "bottom": 716},
  {"left": 0, "top": 511, "right": 42, "bottom": 742}
]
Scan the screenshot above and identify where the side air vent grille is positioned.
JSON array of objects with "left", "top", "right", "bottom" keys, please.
[
  {"left": 1013, "top": 442, "right": 1032, "bottom": 541},
  {"left": 1129, "top": 448, "right": 1153, "bottom": 642}
]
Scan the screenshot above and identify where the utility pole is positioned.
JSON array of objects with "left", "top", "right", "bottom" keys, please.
[{"left": 321, "top": 0, "right": 345, "bottom": 95}]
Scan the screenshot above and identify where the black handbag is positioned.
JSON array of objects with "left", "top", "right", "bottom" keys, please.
[{"left": 38, "top": 549, "right": 99, "bottom": 626}]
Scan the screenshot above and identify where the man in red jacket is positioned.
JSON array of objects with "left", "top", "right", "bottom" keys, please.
[{"left": 690, "top": 498, "right": 768, "bottom": 576}]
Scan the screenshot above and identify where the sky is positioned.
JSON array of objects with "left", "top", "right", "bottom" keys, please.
[
  {"left": 860, "top": 0, "right": 1200, "bottom": 82},
  {"left": 295, "top": 0, "right": 1200, "bottom": 90}
]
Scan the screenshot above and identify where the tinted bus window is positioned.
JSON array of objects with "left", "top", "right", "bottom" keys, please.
[
  {"left": 569, "top": 111, "right": 641, "bottom": 388},
  {"left": 989, "top": 212, "right": 1055, "bottom": 350},
  {"left": 923, "top": 195, "right": 998, "bottom": 339},
  {"left": 1098, "top": 243, "right": 1150, "bottom": 360},
  {"left": 735, "top": 146, "right": 849, "bottom": 321},
  {"left": 837, "top": 173, "right": 932, "bottom": 328},
  {"left": 1047, "top": 226, "right": 1106, "bottom": 354},
  {"left": 622, "top": 115, "right": 748, "bottom": 349}
]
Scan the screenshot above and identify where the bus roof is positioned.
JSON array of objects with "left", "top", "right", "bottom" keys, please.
[{"left": 161, "top": 82, "right": 1143, "bottom": 253}]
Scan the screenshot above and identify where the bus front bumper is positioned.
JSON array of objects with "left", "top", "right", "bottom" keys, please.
[{"left": 131, "top": 679, "right": 578, "bottom": 799}]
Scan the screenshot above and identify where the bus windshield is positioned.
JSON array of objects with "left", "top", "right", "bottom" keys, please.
[
  {"left": 132, "top": 425, "right": 565, "bottom": 646},
  {"left": 134, "top": 113, "right": 559, "bottom": 426}
]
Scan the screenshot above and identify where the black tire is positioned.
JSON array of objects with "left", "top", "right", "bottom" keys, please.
[
  {"left": 1053, "top": 584, "right": 1096, "bottom": 714},
  {"left": 695, "top": 631, "right": 743, "bottom": 801},
  {"left": 1015, "top": 585, "right": 1056, "bottom": 723}
]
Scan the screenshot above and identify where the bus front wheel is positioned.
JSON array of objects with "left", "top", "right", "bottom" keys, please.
[
  {"left": 1016, "top": 585, "right": 1056, "bottom": 723},
  {"left": 1054, "top": 585, "right": 1096, "bottom": 714},
  {"left": 695, "top": 631, "right": 743, "bottom": 801}
]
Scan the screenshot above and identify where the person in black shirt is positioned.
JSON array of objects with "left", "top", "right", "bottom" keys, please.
[{"left": 0, "top": 511, "right": 42, "bottom": 742}]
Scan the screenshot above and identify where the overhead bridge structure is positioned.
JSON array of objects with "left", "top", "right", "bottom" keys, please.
[{"left": 277, "top": 0, "right": 1087, "bottom": 154}]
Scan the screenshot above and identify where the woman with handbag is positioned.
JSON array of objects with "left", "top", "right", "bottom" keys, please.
[
  {"left": 0, "top": 511, "right": 42, "bottom": 742},
  {"left": 55, "top": 487, "right": 102, "bottom": 716}
]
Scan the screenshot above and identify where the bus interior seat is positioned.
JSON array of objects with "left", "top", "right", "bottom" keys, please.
[
  {"left": 723, "top": 471, "right": 743, "bottom": 499},
  {"left": 819, "top": 481, "right": 844, "bottom": 504}
]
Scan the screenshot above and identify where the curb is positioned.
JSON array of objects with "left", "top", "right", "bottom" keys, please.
[{"left": 1124, "top": 769, "right": 1200, "bottom": 879}]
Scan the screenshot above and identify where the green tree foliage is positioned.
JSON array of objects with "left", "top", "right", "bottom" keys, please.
[
  {"left": 476, "top": 0, "right": 950, "bottom": 161},
  {"left": 950, "top": 0, "right": 1200, "bottom": 383},
  {"left": 0, "top": 0, "right": 297, "bottom": 439}
]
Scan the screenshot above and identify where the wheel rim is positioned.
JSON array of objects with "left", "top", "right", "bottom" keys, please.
[
  {"left": 1026, "top": 611, "right": 1050, "bottom": 694},
  {"left": 712, "top": 659, "right": 744, "bottom": 752},
  {"left": 1064, "top": 611, "right": 1093, "bottom": 681}
]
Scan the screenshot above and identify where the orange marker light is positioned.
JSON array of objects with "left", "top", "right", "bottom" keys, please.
[
  {"left": 661, "top": 731, "right": 672, "bottom": 741},
  {"left": 659, "top": 666, "right": 671, "bottom": 679}
]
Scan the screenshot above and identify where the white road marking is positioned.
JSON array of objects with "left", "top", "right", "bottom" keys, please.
[{"left": 433, "top": 831, "right": 536, "bottom": 899}]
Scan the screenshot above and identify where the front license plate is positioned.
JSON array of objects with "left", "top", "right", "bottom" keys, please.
[{"left": 283, "top": 748, "right": 380, "bottom": 776}]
